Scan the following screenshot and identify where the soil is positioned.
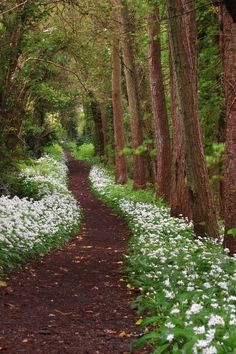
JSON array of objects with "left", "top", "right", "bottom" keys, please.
[{"left": 0, "top": 153, "right": 149, "bottom": 354}]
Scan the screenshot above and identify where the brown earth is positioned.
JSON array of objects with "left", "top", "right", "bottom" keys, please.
[{"left": 0, "top": 153, "right": 149, "bottom": 354}]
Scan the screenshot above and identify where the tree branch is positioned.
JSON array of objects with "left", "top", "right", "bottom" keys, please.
[{"left": 26, "top": 57, "right": 88, "bottom": 92}]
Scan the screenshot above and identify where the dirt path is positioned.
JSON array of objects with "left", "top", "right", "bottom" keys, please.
[{"left": 0, "top": 153, "right": 146, "bottom": 354}]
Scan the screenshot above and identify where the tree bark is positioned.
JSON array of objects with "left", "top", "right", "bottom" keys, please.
[
  {"left": 169, "top": 47, "right": 192, "bottom": 219},
  {"left": 222, "top": 0, "right": 236, "bottom": 23},
  {"left": 90, "top": 99, "right": 104, "bottom": 156},
  {"left": 111, "top": 37, "right": 128, "bottom": 184},
  {"left": 166, "top": 0, "right": 219, "bottom": 239},
  {"left": 147, "top": 10, "right": 171, "bottom": 203},
  {"left": 99, "top": 102, "right": 109, "bottom": 163},
  {"left": 221, "top": 4, "right": 236, "bottom": 253},
  {"left": 119, "top": 0, "right": 145, "bottom": 189}
]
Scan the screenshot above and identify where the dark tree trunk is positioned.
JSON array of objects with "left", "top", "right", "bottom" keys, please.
[
  {"left": 148, "top": 10, "right": 172, "bottom": 203},
  {"left": 90, "top": 100, "right": 104, "bottom": 156},
  {"left": 221, "top": 4, "right": 236, "bottom": 253},
  {"left": 166, "top": 0, "right": 219, "bottom": 239},
  {"left": 99, "top": 102, "right": 109, "bottom": 163},
  {"left": 222, "top": 0, "right": 236, "bottom": 23},
  {"left": 169, "top": 48, "right": 192, "bottom": 219},
  {"left": 111, "top": 37, "right": 128, "bottom": 184}
]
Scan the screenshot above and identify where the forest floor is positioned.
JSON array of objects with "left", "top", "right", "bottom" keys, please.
[{"left": 0, "top": 153, "right": 148, "bottom": 354}]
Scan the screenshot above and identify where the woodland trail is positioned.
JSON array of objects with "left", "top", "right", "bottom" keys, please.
[{"left": 0, "top": 153, "right": 146, "bottom": 354}]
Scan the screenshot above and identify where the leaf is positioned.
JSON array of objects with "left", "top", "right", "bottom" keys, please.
[
  {"left": 119, "top": 331, "right": 133, "bottom": 338},
  {"left": 119, "top": 331, "right": 127, "bottom": 337},
  {"left": 227, "top": 228, "right": 236, "bottom": 237},
  {"left": 54, "top": 309, "right": 74, "bottom": 316},
  {"left": 127, "top": 283, "right": 134, "bottom": 289},
  {"left": 0, "top": 281, "right": 7, "bottom": 287},
  {"left": 135, "top": 318, "right": 143, "bottom": 325},
  {"left": 153, "top": 344, "right": 170, "bottom": 354}
]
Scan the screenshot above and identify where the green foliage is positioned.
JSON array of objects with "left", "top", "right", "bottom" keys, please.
[
  {"left": 197, "top": 1, "right": 224, "bottom": 151},
  {"left": 206, "top": 143, "right": 225, "bottom": 168},
  {"left": 227, "top": 228, "right": 236, "bottom": 237},
  {"left": 71, "top": 143, "right": 102, "bottom": 165},
  {"left": 43, "top": 143, "right": 64, "bottom": 161}
]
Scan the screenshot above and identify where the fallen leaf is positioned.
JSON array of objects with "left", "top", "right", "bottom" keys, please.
[
  {"left": 59, "top": 267, "right": 69, "bottom": 272},
  {"left": 104, "top": 329, "right": 116, "bottom": 335},
  {"left": 0, "top": 281, "right": 7, "bottom": 287},
  {"left": 126, "top": 283, "right": 134, "bottom": 289},
  {"left": 22, "top": 339, "right": 28, "bottom": 343},
  {"left": 135, "top": 318, "right": 143, "bottom": 325},
  {"left": 115, "top": 261, "right": 123, "bottom": 265},
  {"left": 119, "top": 331, "right": 134, "bottom": 338},
  {"left": 4, "top": 303, "right": 19, "bottom": 310},
  {"left": 119, "top": 331, "right": 127, "bottom": 337},
  {"left": 54, "top": 309, "right": 74, "bottom": 316}
]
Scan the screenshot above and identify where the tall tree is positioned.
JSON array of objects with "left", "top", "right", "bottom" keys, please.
[
  {"left": 111, "top": 36, "right": 127, "bottom": 184},
  {"left": 147, "top": 9, "right": 171, "bottom": 203},
  {"left": 119, "top": 0, "right": 146, "bottom": 189},
  {"left": 169, "top": 48, "right": 192, "bottom": 219},
  {"left": 221, "top": 3, "right": 236, "bottom": 253},
  {"left": 166, "top": 0, "right": 219, "bottom": 239},
  {"left": 98, "top": 102, "right": 109, "bottom": 162}
]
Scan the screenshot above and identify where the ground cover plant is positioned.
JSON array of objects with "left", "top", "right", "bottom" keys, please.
[
  {"left": 0, "top": 146, "right": 82, "bottom": 273},
  {"left": 89, "top": 165, "right": 236, "bottom": 354}
]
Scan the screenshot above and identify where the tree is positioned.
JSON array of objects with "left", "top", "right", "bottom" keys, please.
[
  {"left": 147, "top": 9, "right": 171, "bottom": 203},
  {"left": 221, "top": 3, "right": 236, "bottom": 253},
  {"left": 169, "top": 48, "right": 192, "bottom": 219},
  {"left": 166, "top": 0, "right": 219, "bottom": 239},
  {"left": 111, "top": 34, "right": 127, "bottom": 184},
  {"left": 119, "top": 0, "right": 146, "bottom": 189},
  {"left": 222, "top": 0, "right": 236, "bottom": 23}
]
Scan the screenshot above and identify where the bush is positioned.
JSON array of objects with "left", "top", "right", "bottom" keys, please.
[{"left": 71, "top": 143, "right": 101, "bottom": 165}]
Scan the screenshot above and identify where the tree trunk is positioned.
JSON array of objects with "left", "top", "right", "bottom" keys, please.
[
  {"left": 169, "top": 47, "right": 192, "bottom": 219},
  {"left": 112, "top": 37, "right": 128, "bottom": 184},
  {"left": 119, "top": 0, "right": 145, "bottom": 189},
  {"left": 90, "top": 99, "right": 104, "bottom": 156},
  {"left": 223, "top": 0, "right": 236, "bottom": 23},
  {"left": 99, "top": 102, "right": 109, "bottom": 163},
  {"left": 166, "top": 0, "right": 219, "bottom": 239},
  {"left": 147, "top": 10, "right": 171, "bottom": 203},
  {"left": 221, "top": 4, "right": 236, "bottom": 253}
]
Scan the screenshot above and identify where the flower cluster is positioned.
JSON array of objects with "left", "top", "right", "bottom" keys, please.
[
  {"left": 90, "top": 165, "right": 236, "bottom": 353},
  {"left": 0, "top": 154, "right": 81, "bottom": 270}
]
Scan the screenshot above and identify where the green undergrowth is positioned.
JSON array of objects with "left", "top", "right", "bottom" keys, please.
[
  {"left": 88, "top": 164, "right": 236, "bottom": 354},
  {"left": 70, "top": 142, "right": 102, "bottom": 165}
]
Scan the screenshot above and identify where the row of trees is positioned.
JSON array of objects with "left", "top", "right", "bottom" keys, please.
[{"left": 0, "top": 0, "right": 235, "bottom": 253}]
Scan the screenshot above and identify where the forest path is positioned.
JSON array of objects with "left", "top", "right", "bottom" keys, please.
[{"left": 0, "top": 153, "right": 146, "bottom": 354}]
